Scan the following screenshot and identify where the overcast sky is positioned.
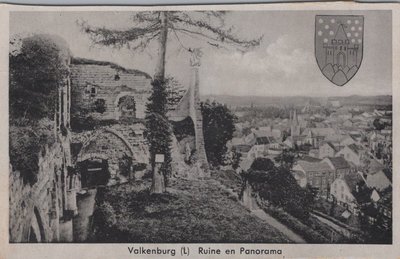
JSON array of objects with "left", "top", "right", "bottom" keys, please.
[{"left": 10, "top": 10, "right": 392, "bottom": 97}]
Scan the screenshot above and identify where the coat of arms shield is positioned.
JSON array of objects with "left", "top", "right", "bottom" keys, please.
[{"left": 315, "top": 15, "right": 364, "bottom": 86}]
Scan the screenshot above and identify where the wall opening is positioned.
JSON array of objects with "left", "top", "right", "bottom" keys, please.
[
  {"left": 117, "top": 95, "right": 136, "bottom": 120},
  {"left": 78, "top": 158, "right": 110, "bottom": 189}
]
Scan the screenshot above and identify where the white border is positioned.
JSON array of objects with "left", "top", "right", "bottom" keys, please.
[{"left": 0, "top": 3, "right": 399, "bottom": 259}]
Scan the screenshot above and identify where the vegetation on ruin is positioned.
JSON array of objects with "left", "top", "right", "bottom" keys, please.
[
  {"left": 9, "top": 34, "right": 70, "bottom": 185},
  {"left": 9, "top": 34, "right": 70, "bottom": 121},
  {"left": 9, "top": 119, "right": 56, "bottom": 185}
]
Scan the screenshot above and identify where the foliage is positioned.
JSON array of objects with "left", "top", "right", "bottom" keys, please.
[
  {"left": 145, "top": 79, "right": 172, "bottom": 184},
  {"left": 9, "top": 34, "right": 70, "bottom": 121},
  {"left": 274, "top": 148, "right": 296, "bottom": 171},
  {"left": 230, "top": 147, "right": 242, "bottom": 170},
  {"left": 250, "top": 157, "right": 275, "bottom": 171},
  {"left": 236, "top": 106, "right": 291, "bottom": 122},
  {"left": 262, "top": 206, "right": 330, "bottom": 243},
  {"left": 79, "top": 11, "right": 262, "bottom": 52},
  {"left": 9, "top": 118, "right": 56, "bottom": 185},
  {"left": 118, "top": 154, "right": 133, "bottom": 177},
  {"left": 93, "top": 98, "right": 106, "bottom": 114},
  {"left": 373, "top": 118, "right": 386, "bottom": 131},
  {"left": 70, "top": 114, "right": 118, "bottom": 132},
  {"left": 242, "top": 156, "right": 315, "bottom": 221},
  {"left": 165, "top": 76, "right": 186, "bottom": 108},
  {"left": 201, "top": 100, "right": 237, "bottom": 167},
  {"left": 118, "top": 96, "right": 136, "bottom": 111},
  {"left": 171, "top": 117, "right": 195, "bottom": 142}
]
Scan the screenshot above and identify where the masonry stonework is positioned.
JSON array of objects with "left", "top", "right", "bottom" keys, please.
[
  {"left": 9, "top": 139, "right": 75, "bottom": 242},
  {"left": 70, "top": 58, "right": 152, "bottom": 120}
]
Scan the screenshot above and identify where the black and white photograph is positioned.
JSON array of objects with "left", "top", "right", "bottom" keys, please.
[{"left": 7, "top": 7, "right": 394, "bottom": 248}]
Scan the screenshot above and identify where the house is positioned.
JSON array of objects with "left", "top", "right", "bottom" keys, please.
[
  {"left": 376, "top": 187, "right": 392, "bottom": 230},
  {"left": 302, "top": 127, "right": 337, "bottom": 147},
  {"left": 322, "top": 156, "right": 352, "bottom": 179},
  {"left": 244, "top": 132, "right": 257, "bottom": 146},
  {"left": 319, "top": 142, "right": 339, "bottom": 159},
  {"left": 238, "top": 157, "right": 254, "bottom": 172},
  {"left": 330, "top": 100, "right": 341, "bottom": 108},
  {"left": 234, "top": 144, "right": 252, "bottom": 157},
  {"left": 343, "top": 119, "right": 354, "bottom": 128},
  {"left": 230, "top": 137, "right": 245, "bottom": 147},
  {"left": 247, "top": 144, "right": 267, "bottom": 160},
  {"left": 255, "top": 136, "right": 270, "bottom": 145},
  {"left": 340, "top": 135, "right": 357, "bottom": 146},
  {"left": 366, "top": 169, "right": 392, "bottom": 191},
  {"left": 292, "top": 160, "right": 333, "bottom": 196},
  {"left": 330, "top": 172, "right": 367, "bottom": 213},
  {"left": 335, "top": 144, "right": 366, "bottom": 166},
  {"left": 308, "top": 148, "right": 319, "bottom": 158},
  {"left": 359, "top": 187, "right": 392, "bottom": 229}
]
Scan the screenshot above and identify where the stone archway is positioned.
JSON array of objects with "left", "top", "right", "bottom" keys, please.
[{"left": 76, "top": 128, "right": 136, "bottom": 185}]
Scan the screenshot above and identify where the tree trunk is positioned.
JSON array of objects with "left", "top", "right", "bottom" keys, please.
[
  {"left": 154, "top": 11, "right": 168, "bottom": 82},
  {"left": 150, "top": 11, "right": 169, "bottom": 194}
]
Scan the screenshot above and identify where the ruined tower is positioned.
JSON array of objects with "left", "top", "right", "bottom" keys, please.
[{"left": 168, "top": 49, "right": 208, "bottom": 170}]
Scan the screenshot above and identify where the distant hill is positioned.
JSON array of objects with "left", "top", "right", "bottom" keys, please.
[
  {"left": 327, "top": 95, "right": 392, "bottom": 106},
  {"left": 200, "top": 95, "right": 392, "bottom": 108}
]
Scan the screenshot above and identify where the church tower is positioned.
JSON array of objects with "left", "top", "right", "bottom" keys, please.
[{"left": 290, "top": 109, "right": 301, "bottom": 137}]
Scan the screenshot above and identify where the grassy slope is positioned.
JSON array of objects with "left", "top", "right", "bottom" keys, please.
[{"left": 91, "top": 177, "right": 291, "bottom": 243}]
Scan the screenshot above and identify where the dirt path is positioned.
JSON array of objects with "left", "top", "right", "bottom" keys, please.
[{"left": 73, "top": 189, "right": 97, "bottom": 242}]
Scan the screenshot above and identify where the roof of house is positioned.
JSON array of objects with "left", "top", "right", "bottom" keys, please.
[
  {"left": 296, "top": 160, "right": 331, "bottom": 172},
  {"left": 239, "top": 158, "right": 254, "bottom": 172},
  {"left": 324, "top": 156, "right": 350, "bottom": 170},
  {"left": 368, "top": 159, "right": 385, "bottom": 174},
  {"left": 344, "top": 172, "right": 365, "bottom": 193},
  {"left": 255, "top": 136, "right": 270, "bottom": 145},
  {"left": 235, "top": 144, "right": 252, "bottom": 153},
  {"left": 302, "top": 155, "right": 322, "bottom": 163},
  {"left": 347, "top": 144, "right": 364, "bottom": 155},
  {"left": 324, "top": 141, "right": 339, "bottom": 151},
  {"left": 302, "top": 127, "right": 336, "bottom": 137},
  {"left": 254, "top": 130, "right": 272, "bottom": 138},
  {"left": 231, "top": 137, "right": 245, "bottom": 146}
]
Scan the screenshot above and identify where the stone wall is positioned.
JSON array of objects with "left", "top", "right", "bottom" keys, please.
[
  {"left": 9, "top": 140, "right": 75, "bottom": 243},
  {"left": 70, "top": 58, "right": 152, "bottom": 120}
]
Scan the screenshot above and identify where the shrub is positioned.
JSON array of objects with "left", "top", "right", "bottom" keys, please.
[
  {"left": 93, "top": 98, "right": 106, "bottom": 114},
  {"left": 10, "top": 34, "right": 70, "bottom": 121},
  {"left": 263, "top": 206, "right": 330, "bottom": 243},
  {"left": 201, "top": 100, "right": 237, "bottom": 167}
]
